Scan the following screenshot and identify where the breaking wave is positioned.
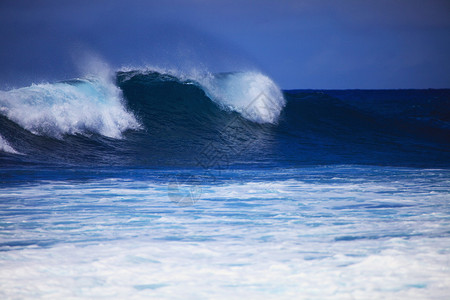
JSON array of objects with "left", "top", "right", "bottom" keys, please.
[{"left": 0, "top": 73, "right": 140, "bottom": 139}]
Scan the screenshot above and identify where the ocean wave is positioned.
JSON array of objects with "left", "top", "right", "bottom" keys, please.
[
  {"left": 118, "top": 67, "right": 286, "bottom": 124},
  {"left": 0, "top": 67, "right": 284, "bottom": 143},
  {"left": 0, "top": 73, "right": 141, "bottom": 139},
  {"left": 1, "top": 66, "right": 448, "bottom": 168}
]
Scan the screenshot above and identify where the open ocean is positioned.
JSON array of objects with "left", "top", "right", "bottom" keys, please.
[{"left": 1, "top": 68, "right": 449, "bottom": 299}]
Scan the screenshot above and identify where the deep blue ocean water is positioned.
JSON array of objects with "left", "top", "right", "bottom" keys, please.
[{"left": 0, "top": 69, "right": 449, "bottom": 299}]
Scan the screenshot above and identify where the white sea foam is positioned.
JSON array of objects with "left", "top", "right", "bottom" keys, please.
[
  {"left": 0, "top": 67, "right": 140, "bottom": 139},
  {"left": 0, "top": 235, "right": 448, "bottom": 299},
  {"left": 0, "top": 134, "right": 20, "bottom": 154},
  {"left": 0, "top": 167, "right": 448, "bottom": 299}
]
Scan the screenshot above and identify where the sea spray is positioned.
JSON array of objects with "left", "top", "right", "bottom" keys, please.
[
  {"left": 0, "top": 72, "right": 141, "bottom": 139},
  {"left": 0, "top": 133, "right": 20, "bottom": 154}
]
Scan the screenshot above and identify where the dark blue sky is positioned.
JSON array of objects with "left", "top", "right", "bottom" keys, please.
[{"left": 1, "top": 0, "right": 449, "bottom": 89}]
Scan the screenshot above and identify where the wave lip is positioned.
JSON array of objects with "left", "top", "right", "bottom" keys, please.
[
  {"left": 0, "top": 76, "right": 141, "bottom": 139},
  {"left": 200, "top": 72, "right": 286, "bottom": 124}
]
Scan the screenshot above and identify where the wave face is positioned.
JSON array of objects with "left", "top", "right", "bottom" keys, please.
[
  {"left": 0, "top": 70, "right": 449, "bottom": 168},
  {"left": 117, "top": 69, "right": 286, "bottom": 124}
]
